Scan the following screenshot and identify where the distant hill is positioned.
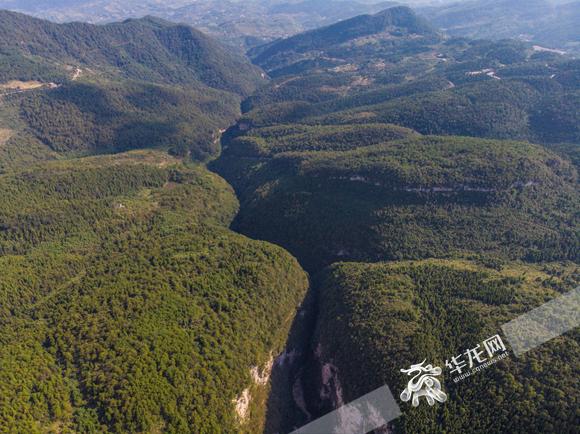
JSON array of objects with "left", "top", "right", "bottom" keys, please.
[
  {"left": 269, "top": 0, "right": 398, "bottom": 17},
  {"left": 0, "top": 0, "right": 404, "bottom": 49},
  {"left": 241, "top": 16, "right": 579, "bottom": 146},
  {"left": 250, "top": 6, "right": 440, "bottom": 76},
  {"left": 253, "top": 6, "right": 436, "bottom": 54},
  {"left": 420, "top": 0, "right": 580, "bottom": 51}
]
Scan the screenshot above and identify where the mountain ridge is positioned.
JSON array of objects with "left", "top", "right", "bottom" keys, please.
[
  {"left": 250, "top": 6, "right": 437, "bottom": 63},
  {"left": 0, "top": 10, "right": 266, "bottom": 168},
  {"left": 0, "top": 9, "right": 265, "bottom": 95}
]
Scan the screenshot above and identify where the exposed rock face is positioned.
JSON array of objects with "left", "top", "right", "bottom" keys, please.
[
  {"left": 294, "top": 342, "right": 347, "bottom": 425},
  {"left": 233, "top": 388, "right": 251, "bottom": 423},
  {"left": 252, "top": 354, "right": 275, "bottom": 386},
  {"left": 320, "top": 361, "right": 344, "bottom": 408},
  {"left": 233, "top": 354, "right": 275, "bottom": 423}
]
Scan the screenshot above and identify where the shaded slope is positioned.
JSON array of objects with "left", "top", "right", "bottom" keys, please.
[
  {"left": 0, "top": 11, "right": 265, "bottom": 170},
  {"left": 215, "top": 134, "right": 579, "bottom": 272},
  {"left": 249, "top": 6, "right": 440, "bottom": 76}
]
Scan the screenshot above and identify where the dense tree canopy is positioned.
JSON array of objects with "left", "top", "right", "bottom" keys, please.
[{"left": 0, "top": 151, "right": 308, "bottom": 433}]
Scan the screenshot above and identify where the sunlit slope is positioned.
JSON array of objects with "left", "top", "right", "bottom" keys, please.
[
  {"left": 0, "top": 79, "right": 241, "bottom": 169},
  {"left": 310, "top": 259, "right": 579, "bottom": 433},
  {"left": 244, "top": 8, "right": 579, "bottom": 147},
  {"left": 0, "top": 10, "right": 266, "bottom": 171},
  {"left": 0, "top": 10, "right": 264, "bottom": 94},
  {"left": 0, "top": 151, "right": 308, "bottom": 433}
]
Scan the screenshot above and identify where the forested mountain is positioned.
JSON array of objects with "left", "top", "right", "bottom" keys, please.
[
  {"left": 249, "top": 6, "right": 439, "bottom": 75},
  {"left": 0, "top": 10, "right": 263, "bottom": 94},
  {"left": 211, "top": 6, "right": 580, "bottom": 432},
  {"left": 420, "top": 0, "right": 580, "bottom": 52},
  {"left": 0, "top": 0, "right": 403, "bottom": 49},
  {"left": 243, "top": 8, "right": 579, "bottom": 145},
  {"left": 0, "top": 151, "right": 308, "bottom": 432},
  {"left": 0, "top": 11, "right": 265, "bottom": 169},
  {"left": 0, "top": 14, "right": 308, "bottom": 433},
  {"left": 214, "top": 134, "right": 579, "bottom": 271},
  {"left": 0, "top": 4, "right": 578, "bottom": 434},
  {"left": 311, "top": 260, "right": 579, "bottom": 432},
  {"left": 3, "top": 0, "right": 578, "bottom": 52}
]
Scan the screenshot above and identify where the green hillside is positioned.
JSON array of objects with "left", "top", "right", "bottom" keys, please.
[
  {"left": 0, "top": 5, "right": 578, "bottom": 434},
  {"left": 243, "top": 34, "right": 580, "bottom": 146},
  {"left": 0, "top": 151, "right": 308, "bottom": 433},
  {"left": 215, "top": 134, "right": 579, "bottom": 272},
  {"left": 0, "top": 10, "right": 264, "bottom": 94},
  {"left": 311, "top": 259, "right": 579, "bottom": 433},
  {"left": 212, "top": 12, "right": 580, "bottom": 432},
  {"left": 240, "top": 6, "right": 580, "bottom": 150},
  {"left": 0, "top": 11, "right": 266, "bottom": 171},
  {"left": 0, "top": 11, "right": 315, "bottom": 434},
  {"left": 250, "top": 6, "right": 437, "bottom": 61},
  {"left": 1, "top": 79, "right": 240, "bottom": 165},
  {"left": 249, "top": 6, "right": 441, "bottom": 78}
]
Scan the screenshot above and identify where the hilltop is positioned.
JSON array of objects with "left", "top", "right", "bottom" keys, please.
[
  {"left": 0, "top": 0, "right": 403, "bottom": 49},
  {"left": 250, "top": 6, "right": 439, "bottom": 76}
]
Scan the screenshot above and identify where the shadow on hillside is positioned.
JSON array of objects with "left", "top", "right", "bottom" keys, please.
[{"left": 263, "top": 283, "right": 318, "bottom": 434}]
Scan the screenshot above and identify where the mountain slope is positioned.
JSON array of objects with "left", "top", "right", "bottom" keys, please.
[
  {"left": 212, "top": 9, "right": 580, "bottom": 432},
  {"left": 0, "top": 10, "right": 315, "bottom": 433},
  {"left": 253, "top": 6, "right": 436, "bottom": 56},
  {"left": 310, "top": 260, "right": 579, "bottom": 432},
  {"left": 0, "top": 0, "right": 402, "bottom": 49},
  {"left": 215, "top": 134, "right": 579, "bottom": 272},
  {"left": 0, "top": 10, "right": 264, "bottom": 94},
  {"left": 0, "top": 150, "right": 309, "bottom": 433},
  {"left": 241, "top": 18, "right": 579, "bottom": 146},
  {"left": 0, "top": 11, "right": 266, "bottom": 169},
  {"left": 249, "top": 6, "right": 439, "bottom": 76}
]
